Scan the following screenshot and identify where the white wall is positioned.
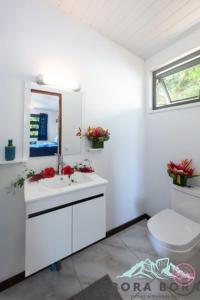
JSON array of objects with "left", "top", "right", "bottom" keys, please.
[
  {"left": 144, "top": 28, "right": 200, "bottom": 217},
  {"left": 0, "top": 0, "right": 144, "bottom": 281}
]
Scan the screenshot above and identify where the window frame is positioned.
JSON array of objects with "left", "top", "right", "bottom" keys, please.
[
  {"left": 152, "top": 50, "right": 200, "bottom": 110},
  {"left": 30, "top": 113, "right": 40, "bottom": 139}
]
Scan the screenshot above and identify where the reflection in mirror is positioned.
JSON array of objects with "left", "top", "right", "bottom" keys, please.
[{"left": 29, "top": 90, "right": 61, "bottom": 157}]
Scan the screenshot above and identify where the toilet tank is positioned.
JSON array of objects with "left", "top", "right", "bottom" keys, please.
[{"left": 171, "top": 185, "right": 200, "bottom": 223}]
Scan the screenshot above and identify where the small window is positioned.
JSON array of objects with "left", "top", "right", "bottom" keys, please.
[
  {"left": 153, "top": 50, "right": 200, "bottom": 110},
  {"left": 30, "top": 114, "right": 40, "bottom": 138}
]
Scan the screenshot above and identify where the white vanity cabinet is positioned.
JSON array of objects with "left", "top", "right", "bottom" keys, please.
[
  {"left": 72, "top": 195, "right": 106, "bottom": 252},
  {"left": 25, "top": 206, "right": 72, "bottom": 277},
  {"left": 25, "top": 174, "right": 108, "bottom": 277}
]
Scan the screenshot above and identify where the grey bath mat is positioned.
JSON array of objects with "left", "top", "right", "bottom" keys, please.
[{"left": 68, "top": 275, "right": 122, "bottom": 300}]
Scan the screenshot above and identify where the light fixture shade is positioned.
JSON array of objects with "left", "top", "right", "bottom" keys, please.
[{"left": 36, "top": 74, "right": 80, "bottom": 92}]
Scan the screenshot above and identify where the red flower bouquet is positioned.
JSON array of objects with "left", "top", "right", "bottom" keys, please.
[
  {"left": 167, "top": 159, "right": 198, "bottom": 186},
  {"left": 86, "top": 126, "right": 110, "bottom": 149},
  {"left": 29, "top": 167, "right": 56, "bottom": 183}
]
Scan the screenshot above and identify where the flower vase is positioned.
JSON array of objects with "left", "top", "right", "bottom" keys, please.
[
  {"left": 5, "top": 139, "right": 15, "bottom": 161},
  {"left": 173, "top": 175, "right": 188, "bottom": 187},
  {"left": 92, "top": 140, "right": 104, "bottom": 149}
]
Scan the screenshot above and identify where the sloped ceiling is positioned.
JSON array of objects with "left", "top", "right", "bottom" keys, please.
[{"left": 51, "top": 0, "right": 200, "bottom": 59}]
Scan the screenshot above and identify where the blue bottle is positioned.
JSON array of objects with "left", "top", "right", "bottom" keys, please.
[{"left": 5, "top": 139, "right": 16, "bottom": 161}]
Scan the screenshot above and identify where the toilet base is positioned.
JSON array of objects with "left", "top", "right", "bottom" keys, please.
[{"left": 149, "top": 233, "right": 200, "bottom": 263}]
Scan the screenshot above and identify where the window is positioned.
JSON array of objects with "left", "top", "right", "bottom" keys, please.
[
  {"left": 30, "top": 114, "right": 40, "bottom": 138},
  {"left": 153, "top": 50, "right": 200, "bottom": 110}
]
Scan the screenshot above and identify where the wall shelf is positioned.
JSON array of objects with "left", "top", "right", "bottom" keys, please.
[
  {"left": 0, "top": 158, "right": 27, "bottom": 165},
  {"left": 88, "top": 148, "right": 103, "bottom": 152}
]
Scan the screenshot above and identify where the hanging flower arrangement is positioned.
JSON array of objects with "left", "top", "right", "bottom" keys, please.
[{"left": 85, "top": 126, "right": 110, "bottom": 149}]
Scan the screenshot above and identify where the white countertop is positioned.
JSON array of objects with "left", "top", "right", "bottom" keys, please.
[{"left": 24, "top": 173, "right": 108, "bottom": 203}]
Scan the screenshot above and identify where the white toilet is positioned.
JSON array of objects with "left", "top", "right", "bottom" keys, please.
[{"left": 147, "top": 185, "right": 200, "bottom": 263}]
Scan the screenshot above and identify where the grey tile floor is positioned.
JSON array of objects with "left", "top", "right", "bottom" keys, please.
[{"left": 1, "top": 219, "right": 200, "bottom": 300}]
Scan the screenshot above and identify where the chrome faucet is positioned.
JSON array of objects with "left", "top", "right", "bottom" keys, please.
[{"left": 57, "top": 153, "right": 65, "bottom": 175}]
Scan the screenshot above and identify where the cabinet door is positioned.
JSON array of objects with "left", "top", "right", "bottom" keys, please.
[
  {"left": 73, "top": 196, "right": 106, "bottom": 253},
  {"left": 25, "top": 207, "right": 72, "bottom": 276}
]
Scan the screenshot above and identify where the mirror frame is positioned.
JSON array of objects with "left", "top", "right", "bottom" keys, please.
[
  {"left": 24, "top": 82, "right": 63, "bottom": 160},
  {"left": 24, "top": 81, "right": 82, "bottom": 160}
]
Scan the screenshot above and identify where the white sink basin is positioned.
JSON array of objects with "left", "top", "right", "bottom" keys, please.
[
  {"left": 25, "top": 172, "right": 108, "bottom": 203},
  {"left": 40, "top": 175, "right": 70, "bottom": 189},
  {"left": 40, "top": 172, "right": 92, "bottom": 190}
]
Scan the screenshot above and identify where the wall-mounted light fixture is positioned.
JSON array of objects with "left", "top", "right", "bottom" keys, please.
[{"left": 36, "top": 74, "right": 80, "bottom": 92}]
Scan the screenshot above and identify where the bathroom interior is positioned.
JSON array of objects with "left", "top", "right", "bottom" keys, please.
[{"left": 0, "top": 0, "right": 200, "bottom": 299}]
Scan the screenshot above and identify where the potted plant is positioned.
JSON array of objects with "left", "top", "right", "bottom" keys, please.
[
  {"left": 167, "top": 159, "right": 198, "bottom": 187},
  {"left": 85, "top": 126, "right": 110, "bottom": 149}
]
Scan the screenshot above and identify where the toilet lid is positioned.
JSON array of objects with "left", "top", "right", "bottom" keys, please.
[{"left": 147, "top": 209, "right": 200, "bottom": 251}]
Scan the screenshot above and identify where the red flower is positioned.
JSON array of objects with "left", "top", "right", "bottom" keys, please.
[
  {"left": 185, "top": 168, "right": 194, "bottom": 176},
  {"left": 29, "top": 173, "right": 44, "bottom": 182},
  {"left": 43, "top": 167, "right": 56, "bottom": 178},
  {"left": 94, "top": 127, "right": 101, "bottom": 137},
  {"left": 78, "top": 166, "right": 94, "bottom": 173},
  {"left": 63, "top": 165, "right": 74, "bottom": 176}
]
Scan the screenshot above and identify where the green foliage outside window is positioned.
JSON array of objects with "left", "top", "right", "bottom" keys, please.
[{"left": 154, "top": 51, "right": 200, "bottom": 109}]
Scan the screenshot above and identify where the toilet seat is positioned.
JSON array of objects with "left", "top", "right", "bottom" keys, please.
[{"left": 147, "top": 209, "right": 200, "bottom": 252}]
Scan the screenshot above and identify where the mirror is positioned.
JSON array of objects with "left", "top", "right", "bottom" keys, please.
[
  {"left": 25, "top": 83, "right": 82, "bottom": 158},
  {"left": 29, "top": 90, "right": 61, "bottom": 157}
]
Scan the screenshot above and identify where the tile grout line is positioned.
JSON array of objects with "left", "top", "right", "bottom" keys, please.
[
  {"left": 70, "top": 258, "right": 84, "bottom": 291},
  {"left": 115, "top": 229, "right": 147, "bottom": 262}
]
